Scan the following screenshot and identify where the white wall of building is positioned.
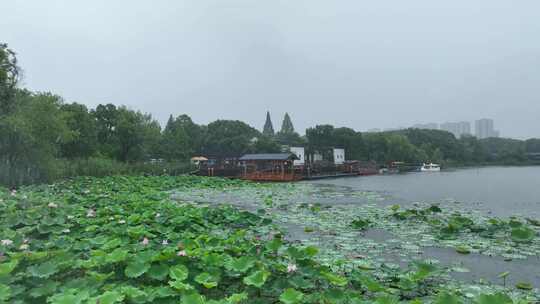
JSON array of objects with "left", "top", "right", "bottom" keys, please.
[
  {"left": 290, "top": 147, "right": 305, "bottom": 166},
  {"left": 333, "top": 148, "right": 345, "bottom": 164}
]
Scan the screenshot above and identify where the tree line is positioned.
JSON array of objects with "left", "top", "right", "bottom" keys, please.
[{"left": 1, "top": 44, "right": 539, "bottom": 186}]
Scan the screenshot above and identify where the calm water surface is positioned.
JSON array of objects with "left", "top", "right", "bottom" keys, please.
[{"left": 309, "top": 166, "right": 540, "bottom": 218}]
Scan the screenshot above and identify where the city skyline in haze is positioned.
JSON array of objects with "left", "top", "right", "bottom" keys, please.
[{"left": 2, "top": 1, "right": 539, "bottom": 139}]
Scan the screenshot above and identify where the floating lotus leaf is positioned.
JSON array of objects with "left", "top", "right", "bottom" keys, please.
[
  {"left": 243, "top": 270, "right": 270, "bottom": 288},
  {"left": 169, "top": 264, "right": 189, "bottom": 281},
  {"left": 510, "top": 227, "right": 536, "bottom": 243},
  {"left": 279, "top": 288, "right": 304, "bottom": 304}
]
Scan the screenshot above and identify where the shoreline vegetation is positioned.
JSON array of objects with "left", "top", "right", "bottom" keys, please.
[
  {"left": 2, "top": 43, "right": 540, "bottom": 187},
  {"left": 1, "top": 175, "right": 538, "bottom": 303}
]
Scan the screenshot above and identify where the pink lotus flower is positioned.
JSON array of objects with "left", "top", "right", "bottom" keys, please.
[
  {"left": 287, "top": 263, "right": 297, "bottom": 273},
  {"left": 177, "top": 250, "right": 187, "bottom": 257},
  {"left": 1, "top": 239, "right": 13, "bottom": 246},
  {"left": 141, "top": 237, "right": 149, "bottom": 246}
]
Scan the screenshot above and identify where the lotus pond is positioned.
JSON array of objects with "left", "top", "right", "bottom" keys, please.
[{"left": 1, "top": 176, "right": 539, "bottom": 303}]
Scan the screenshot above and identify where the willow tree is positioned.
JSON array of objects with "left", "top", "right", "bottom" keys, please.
[{"left": 0, "top": 43, "right": 19, "bottom": 115}]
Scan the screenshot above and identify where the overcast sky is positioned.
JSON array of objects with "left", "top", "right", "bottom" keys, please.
[{"left": 2, "top": 1, "right": 539, "bottom": 138}]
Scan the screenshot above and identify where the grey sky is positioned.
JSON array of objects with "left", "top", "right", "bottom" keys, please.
[{"left": 2, "top": 1, "right": 539, "bottom": 138}]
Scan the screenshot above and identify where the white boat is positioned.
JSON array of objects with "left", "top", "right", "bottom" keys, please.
[{"left": 420, "top": 163, "right": 441, "bottom": 172}]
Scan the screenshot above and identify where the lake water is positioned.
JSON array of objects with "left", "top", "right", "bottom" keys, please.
[
  {"left": 308, "top": 166, "right": 540, "bottom": 287},
  {"left": 309, "top": 166, "right": 540, "bottom": 218}
]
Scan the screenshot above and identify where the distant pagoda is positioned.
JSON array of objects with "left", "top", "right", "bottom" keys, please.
[
  {"left": 263, "top": 111, "right": 275, "bottom": 136},
  {"left": 280, "top": 112, "right": 295, "bottom": 134}
]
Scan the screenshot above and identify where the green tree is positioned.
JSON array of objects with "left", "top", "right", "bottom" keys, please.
[
  {"left": 525, "top": 139, "right": 540, "bottom": 153},
  {"left": 160, "top": 114, "right": 202, "bottom": 160},
  {"left": 115, "top": 107, "right": 161, "bottom": 162},
  {"left": 332, "top": 127, "right": 365, "bottom": 160},
  {"left": 92, "top": 103, "right": 120, "bottom": 158},
  {"left": 0, "top": 91, "right": 71, "bottom": 186},
  {"left": 60, "top": 102, "right": 98, "bottom": 158},
  {"left": 385, "top": 134, "right": 426, "bottom": 163},
  {"left": 248, "top": 136, "right": 282, "bottom": 154},
  {"left": 0, "top": 43, "right": 19, "bottom": 115},
  {"left": 202, "top": 120, "right": 260, "bottom": 156},
  {"left": 459, "top": 135, "right": 488, "bottom": 163},
  {"left": 306, "top": 125, "right": 335, "bottom": 160}
]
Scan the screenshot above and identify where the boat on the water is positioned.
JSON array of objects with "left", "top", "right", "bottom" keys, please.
[{"left": 420, "top": 163, "right": 441, "bottom": 172}]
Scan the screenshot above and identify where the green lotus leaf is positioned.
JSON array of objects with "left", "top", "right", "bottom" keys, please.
[
  {"left": 374, "top": 295, "right": 400, "bottom": 304},
  {"left": 227, "top": 292, "right": 248, "bottom": 303},
  {"left": 48, "top": 294, "right": 81, "bottom": 304},
  {"left": 148, "top": 263, "right": 169, "bottom": 281},
  {"left": 120, "top": 286, "right": 147, "bottom": 301},
  {"left": 279, "top": 288, "right": 304, "bottom": 304},
  {"left": 243, "top": 270, "right": 270, "bottom": 288},
  {"left": 455, "top": 246, "right": 471, "bottom": 255},
  {"left": 169, "top": 264, "right": 189, "bottom": 281},
  {"left": 169, "top": 280, "right": 195, "bottom": 291},
  {"left": 102, "top": 238, "right": 123, "bottom": 250},
  {"left": 28, "top": 261, "right": 59, "bottom": 278},
  {"left": 323, "top": 289, "right": 346, "bottom": 303},
  {"left": 265, "top": 238, "right": 283, "bottom": 252},
  {"left": 125, "top": 261, "right": 150, "bottom": 278},
  {"left": 151, "top": 286, "right": 177, "bottom": 298},
  {"left": 0, "top": 284, "right": 11, "bottom": 302},
  {"left": 358, "top": 275, "right": 384, "bottom": 292},
  {"left": 226, "top": 256, "right": 256, "bottom": 273},
  {"left": 106, "top": 248, "right": 129, "bottom": 263},
  {"left": 195, "top": 272, "right": 219, "bottom": 288},
  {"left": 0, "top": 259, "right": 19, "bottom": 275},
  {"left": 29, "top": 281, "right": 59, "bottom": 298},
  {"left": 510, "top": 227, "right": 536, "bottom": 243},
  {"left": 434, "top": 292, "right": 462, "bottom": 304},
  {"left": 475, "top": 293, "right": 513, "bottom": 304},
  {"left": 321, "top": 271, "right": 348, "bottom": 286},
  {"left": 351, "top": 218, "right": 371, "bottom": 230},
  {"left": 96, "top": 291, "right": 125, "bottom": 304},
  {"left": 182, "top": 292, "right": 206, "bottom": 304},
  {"left": 47, "top": 290, "right": 87, "bottom": 304},
  {"left": 515, "top": 282, "right": 533, "bottom": 290}
]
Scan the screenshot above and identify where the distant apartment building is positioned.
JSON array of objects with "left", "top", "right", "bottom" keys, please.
[
  {"left": 412, "top": 123, "right": 439, "bottom": 130},
  {"left": 475, "top": 119, "right": 499, "bottom": 139},
  {"left": 440, "top": 121, "right": 471, "bottom": 138}
]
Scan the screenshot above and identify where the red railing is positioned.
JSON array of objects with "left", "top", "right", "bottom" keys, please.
[{"left": 242, "top": 171, "right": 301, "bottom": 182}]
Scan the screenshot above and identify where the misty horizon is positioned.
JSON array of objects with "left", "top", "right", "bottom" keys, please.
[{"left": 2, "top": 1, "right": 539, "bottom": 139}]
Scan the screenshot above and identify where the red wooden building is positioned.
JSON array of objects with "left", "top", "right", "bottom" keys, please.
[{"left": 238, "top": 153, "right": 302, "bottom": 182}]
